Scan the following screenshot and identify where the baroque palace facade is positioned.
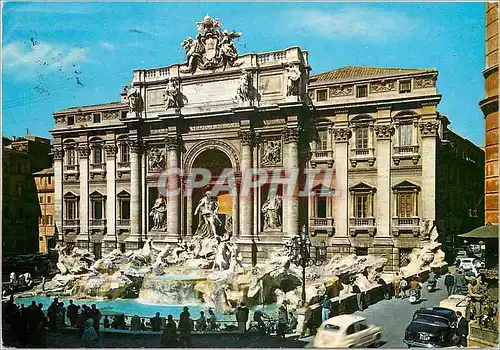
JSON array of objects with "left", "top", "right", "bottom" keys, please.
[{"left": 50, "top": 16, "right": 483, "bottom": 269}]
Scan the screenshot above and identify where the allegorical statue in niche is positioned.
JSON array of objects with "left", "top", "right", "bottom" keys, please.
[
  {"left": 163, "top": 78, "right": 184, "bottom": 110},
  {"left": 194, "top": 191, "right": 222, "bottom": 238},
  {"left": 285, "top": 63, "right": 301, "bottom": 96},
  {"left": 236, "top": 69, "right": 255, "bottom": 103},
  {"left": 125, "top": 84, "right": 142, "bottom": 116},
  {"left": 149, "top": 196, "right": 167, "bottom": 231},
  {"left": 262, "top": 189, "right": 282, "bottom": 230}
]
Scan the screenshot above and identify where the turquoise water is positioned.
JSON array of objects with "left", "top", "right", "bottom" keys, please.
[{"left": 14, "top": 296, "right": 278, "bottom": 320}]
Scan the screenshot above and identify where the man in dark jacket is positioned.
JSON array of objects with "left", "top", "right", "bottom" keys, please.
[
  {"left": 236, "top": 302, "right": 249, "bottom": 333},
  {"left": 151, "top": 312, "right": 162, "bottom": 331},
  {"left": 444, "top": 271, "right": 455, "bottom": 296},
  {"left": 67, "top": 300, "right": 79, "bottom": 327},
  {"left": 456, "top": 311, "right": 468, "bottom": 347}
]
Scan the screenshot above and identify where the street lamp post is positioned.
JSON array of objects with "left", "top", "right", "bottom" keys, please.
[{"left": 286, "top": 225, "right": 327, "bottom": 303}]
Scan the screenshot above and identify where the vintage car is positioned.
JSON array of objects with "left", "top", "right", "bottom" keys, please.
[
  {"left": 403, "top": 307, "right": 459, "bottom": 348},
  {"left": 311, "top": 315, "right": 382, "bottom": 348}
]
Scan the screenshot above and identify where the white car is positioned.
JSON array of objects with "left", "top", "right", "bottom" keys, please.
[
  {"left": 310, "top": 315, "right": 382, "bottom": 348},
  {"left": 457, "top": 257, "right": 475, "bottom": 271},
  {"left": 439, "top": 294, "right": 468, "bottom": 316}
]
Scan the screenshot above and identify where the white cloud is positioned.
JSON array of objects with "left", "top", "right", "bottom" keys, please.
[
  {"left": 3, "top": 41, "right": 88, "bottom": 77},
  {"left": 100, "top": 42, "right": 115, "bottom": 51},
  {"left": 286, "top": 7, "right": 418, "bottom": 41}
]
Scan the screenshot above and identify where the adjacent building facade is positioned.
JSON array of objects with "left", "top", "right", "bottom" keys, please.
[
  {"left": 3, "top": 135, "right": 52, "bottom": 254},
  {"left": 50, "top": 16, "right": 484, "bottom": 269},
  {"left": 481, "top": 2, "right": 499, "bottom": 225},
  {"left": 34, "top": 167, "right": 56, "bottom": 253}
]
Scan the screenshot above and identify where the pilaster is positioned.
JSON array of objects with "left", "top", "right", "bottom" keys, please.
[
  {"left": 419, "top": 121, "right": 439, "bottom": 225},
  {"left": 104, "top": 143, "right": 117, "bottom": 248},
  {"left": 333, "top": 126, "right": 352, "bottom": 238},
  {"left": 78, "top": 144, "right": 90, "bottom": 245},
  {"left": 374, "top": 123, "right": 395, "bottom": 238},
  {"left": 53, "top": 147, "right": 64, "bottom": 243}
]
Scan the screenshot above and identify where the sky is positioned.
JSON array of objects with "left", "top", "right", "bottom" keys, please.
[{"left": 2, "top": 2, "right": 486, "bottom": 146}]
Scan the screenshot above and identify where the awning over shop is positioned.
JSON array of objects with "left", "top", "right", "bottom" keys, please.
[{"left": 458, "top": 224, "right": 499, "bottom": 239}]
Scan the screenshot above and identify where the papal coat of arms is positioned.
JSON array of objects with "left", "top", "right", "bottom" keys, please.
[{"left": 181, "top": 15, "right": 242, "bottom": 73}]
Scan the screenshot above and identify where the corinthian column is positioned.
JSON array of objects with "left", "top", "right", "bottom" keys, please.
[
  {"left": 166, "top": 136, "right": 180, "bottom": 237},
  {"left": 129, "top": 140, "right": 142, "bottom": 245},
  {"left": 239, "top": 131, "right": 254, "bottom": 238},
  {"left": 284, "top": 128, "right": 300, "bottom": 237},
  {"left": 333, "top": 127, "right": 352, "bottom": 238}
]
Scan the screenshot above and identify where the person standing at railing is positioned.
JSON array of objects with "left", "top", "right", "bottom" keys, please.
[
  {"left": 90, "top": 304, "right": 102, "bottom": 334},
  {"left": 161, "top": 314, "right": 178, "bottom": 348},
  {"left": 151, "top": 312, "right": 162, "bottom": 331},
  {"left": 277, "top": 305, "right": 288, "bottom": 339},
  {"left": 196, "top": 311, "right": 207, "bottom": 332},
  {"left": 236, "top": 302, "right": 249, "bottom": 333},
  {"left": 178, "top": 311, "right": 193, "bottom": 348},
  {"left": 67, "top": 300, "right": 79, "bottom": 327},
  {"left": 208, "top": 309, "right": 218, "bottom": 331}
]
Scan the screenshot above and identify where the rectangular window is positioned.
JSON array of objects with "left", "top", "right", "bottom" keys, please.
[
  {"left": 399, "top": 80, "right": 411, "bottom": 93},
  {"left": 47, "top": 215, "right": 53, "bottom": 225},
  {"left": 120, "top": 198, "right": 131, "bottom": 220},
  {"left": 48, "top": 177, "right": 52, "bottom": 185},
  {"left": 66, "top": 200, "right": 77, "bottom": 220},
  {"left": 67, "top": 148, "right": 76, "bottom": 165},
  {"left": 356, "top": 85, "right": 368, "bottom": 98},
  {"left": 398, "top": 193, "right": 414, "bottom": 218},
  {"left": 316, "top": 89, "right": 328, "bottom": 102},
  {"left": 39, "top": 237, "right": 44, "bottom": 242},
  {"left": 120, "top": 243, "right": 126, "bottom": 253},
  {"left": 39, "top": 196, "right": 44, "bottom": 204},
  {"left": 355, "top": 195, "right": 369, "bottom": 218},
  {"left": 67, "top": 115, "right": 75, "bottom": 126},
  {"left": 355, "top": 127, "right": 369, "bottom": 149},
  {"left": 47, "top": 196, "right": 51, "bottom": 204},
  {"left": 93, "top": 146, "right": 102, "bottom": 165},
  {"left": 121, "top": 111, "right": 128, "bottom": 119},
  {"left": 399, "top": 124, "right": 413, "bottom": 146},
  {"left": 93, "top": 113, "right": 101, "bottom": 123},
  {"left": 120, "top": 144, "right": 130, "bottom": 163},
  {"left": 317, "top": 130, "right": 328, "bottom": 151},
  {"left": 92, "top": 199, "right": 104, "bottom": 220},
  {"left": 316, "top": 197, "right": 327, "bottom": 218}
]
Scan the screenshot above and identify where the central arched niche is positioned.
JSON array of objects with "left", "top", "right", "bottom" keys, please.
[{"left": 191, "top": 149, "right": 233, "bottom": 236}]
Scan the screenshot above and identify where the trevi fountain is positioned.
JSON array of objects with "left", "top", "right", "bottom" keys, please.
[{"left": 16, "top": 191, "right": 447, "bottom": 320}]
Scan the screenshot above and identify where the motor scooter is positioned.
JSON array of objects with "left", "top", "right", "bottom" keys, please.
[
  {"left": 427, "top": 280, "right": 436, "bottom": 292},
  {"left": 409, "top": 289, "right": 421, "bottom": 304}
]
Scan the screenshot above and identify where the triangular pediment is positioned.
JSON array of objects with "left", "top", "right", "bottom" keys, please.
[{"left": 392, "top": 180, "right": 421, "bottom": 191}]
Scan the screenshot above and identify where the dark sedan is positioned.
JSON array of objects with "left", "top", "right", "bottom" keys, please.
[{"left": 403, "top": 307, "right": 459, "bottom": 348}]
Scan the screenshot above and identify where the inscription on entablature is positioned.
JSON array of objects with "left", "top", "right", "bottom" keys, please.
[
  {"left": 263, "top": 118, "right": 286, "bottom": 126},
  {"left": 189, "top": 123, "right": 239, "bottom": 131},
  {"left": 259, "top": 75, "right": 282, "bottom": 95},
  {"left": 150, "top": 128, "right": 169, "bottom": 135}
]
